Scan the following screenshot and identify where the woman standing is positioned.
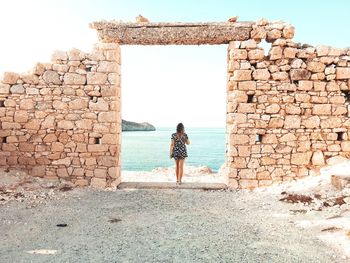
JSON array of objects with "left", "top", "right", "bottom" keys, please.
[{"left": 170, "top": 123, "right": 190, "bottom": 185}]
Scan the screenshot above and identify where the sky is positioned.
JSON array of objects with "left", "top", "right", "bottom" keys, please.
[{"left": 1, "top": 0, "right": 350, "bottom": 127}]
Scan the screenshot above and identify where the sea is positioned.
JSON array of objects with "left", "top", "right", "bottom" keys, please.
[{"left": 121, "top": 127, "right": 225, "bottom": 172}]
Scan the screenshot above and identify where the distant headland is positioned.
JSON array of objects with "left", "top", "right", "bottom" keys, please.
[{"left": 122, "top": 119, "right": 156, "bottom": 132}]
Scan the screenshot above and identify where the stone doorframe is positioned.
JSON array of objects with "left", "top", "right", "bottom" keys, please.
[{"left": 1, "top": 19, "right": 350, "bottom": 189}]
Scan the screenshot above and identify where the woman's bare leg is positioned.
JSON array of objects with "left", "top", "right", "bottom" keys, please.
[
  {"left": 175, "top": 160, "right": 180, "bottom": 182},
  {"left": 179, "top": 159, "right": 185, "bottom": 183}
]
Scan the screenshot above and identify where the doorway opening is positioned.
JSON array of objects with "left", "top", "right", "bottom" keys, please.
[{"left": 120, "top": 45, "right": 227, "bottom": 186}]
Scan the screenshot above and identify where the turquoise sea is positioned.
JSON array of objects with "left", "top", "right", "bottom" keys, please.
[{"left": 121, "top": 127, "right": 225, "bottom": 172}]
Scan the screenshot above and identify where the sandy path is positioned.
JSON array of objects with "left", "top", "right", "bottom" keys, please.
[{"left": 0, "top": 188, "right": 347, "bottom": 262}]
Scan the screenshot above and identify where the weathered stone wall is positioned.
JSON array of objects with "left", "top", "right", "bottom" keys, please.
[
  {"left": 2, "top": 19, "right": 350, "bottom": 189},
  {"left": 226, "top": 19, "right": 350, "bottom": 189},
  {"left": 0, "top": 43, "right": 121, "bottom": 188}
]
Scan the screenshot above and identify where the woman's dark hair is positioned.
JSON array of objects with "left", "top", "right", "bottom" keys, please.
[{"left": 176, "top": 123, "right": 184, "bottom": 134}]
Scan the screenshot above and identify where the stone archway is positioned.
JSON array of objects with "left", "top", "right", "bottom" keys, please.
[{"left": 1, "top": 19, "right": 350, "bottom": 189}]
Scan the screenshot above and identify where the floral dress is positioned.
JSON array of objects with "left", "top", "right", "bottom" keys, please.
[{"left": 171, "top": 133, "right": 188, "bottom": 160}]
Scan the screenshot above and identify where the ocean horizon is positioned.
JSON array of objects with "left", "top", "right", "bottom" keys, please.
[{"left": 121, "top": 127, "right": 226, "bottom": 172}]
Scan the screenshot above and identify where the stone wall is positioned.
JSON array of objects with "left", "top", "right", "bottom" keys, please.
[
  {"left": 226, "top": 19, "right": 350, "bottom": 189},
  {"left": 2, "top": 19, "right": 350, "bottom": 189},
  {"left": 0, "top": 43, "right": 121, "bottom": 188}
]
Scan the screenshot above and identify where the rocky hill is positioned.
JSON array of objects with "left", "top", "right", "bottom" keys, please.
[{"left": 122, "top": 119, "right": 156, "bottom": 131}]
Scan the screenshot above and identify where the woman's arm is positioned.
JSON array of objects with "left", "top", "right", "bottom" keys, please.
[
  {"left": 185, "top": 134, "right": 190, "bottom": 145},
  {"left": 170, "top": 139, "right": 174, "bottom": 158}
]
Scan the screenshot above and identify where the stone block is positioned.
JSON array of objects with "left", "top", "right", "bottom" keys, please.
[
  {"left": 302, "top": 116, "right": 320, "bottom": 128},
  {"left": 237, "top": 103, "right": 256, "bottom": 113},
  {"left": 69, "top": 98, "right": 88, "bottom": 110},
  {"left": 90, "top": 177, "right": 107, "bottom": 188},
  {"left": 336, "top": 68, "right": 350, "bottom": 79},
  {"left": 307, "top": 61, "right": 326, "bottom": 73},
  {"left": 237, "top": 81, "right": 256, "bottom": 90},
  {"left": 43, "top": 70, "right": 61, "bottom": 85},
  {"left": 232, "top": 70, "right": 252, "bottom": 81},
  {"left": 284, "top": 115, "right": 301, "bottom": 129},
  {"left": 98, "top": 112, "right": 117, "bottom": 122},
  {"left": 10, "top": 84, "right": 24, "bottom": 94},
  {"left": 252, "top": 69, "right": 270, "bottom": 80},
  {"left": 239, "top": 169, "right": 256, "bottom": 179},
  {"left": 87, "top": 72, "right": 108, "bottom": 84},
  {"left": 291, "top": 152, "right": 312, "bottom": 165},
  {"left": 64, "top": 73, "right": 86, "bottom": 85},
  {"left": 311, "top": 150, "right": 325, "bottom": 165},
  {"left": 2, "top": 72, "right": 19, "bottom": 84},
  {"left": 57, "top": 120, "right": 74, "bottom": 130},
  {"left": 312, "top": 104, "right": 331, "bottom": 115},
  {"left": 290, "top": 69, "right": 311, "bottom": 80},
  {"left": 239, "top": 179, "right": 258, "bottom": 190},
  {"left": 269, "top": 46, "right": 282, "bottom": 60}
]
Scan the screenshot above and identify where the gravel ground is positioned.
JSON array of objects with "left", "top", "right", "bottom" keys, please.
[{"left": 0, "top": 188, "right": 347, "bottom": 263}]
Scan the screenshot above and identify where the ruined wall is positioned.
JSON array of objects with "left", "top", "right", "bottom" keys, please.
[
  {"left": 226, "top": 19, "right": 350, "bottom": 189},
  {"left": 0, "top": 43, "right": 121, "bottom": 188}
]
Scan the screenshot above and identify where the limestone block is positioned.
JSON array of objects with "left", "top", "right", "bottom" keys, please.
[
  {"left": 283, "top": 47, "right": 297, "bottom": 58},
  {"left": 284, "top": 115, "right": 301, "bottom": 129},
  {"left": 57, "top": 120, "right": 74, "bottom": 129},
  {"left": 0, "top": 84, "right": 10, "bottom": 94},
  {"left": 19, "top": 142, "right": 35, "bottom": 152},
  {"left": 30, "top": 166, "right": 46, "bottom": 177},
  {"left": 10, "top": 84, "right": 24, "bottom": 94},
  {"left": 51, "top": 142, "right": 64, "bottom": 152},
  {"left": 90, "top": 177, "right": 107, "bottom": 188},
  {"left": 87, "top": 72, "right": 108, "bottom": 84},
  {"left": 232, "top": 157, "right": 247, "bottom": 168},
  {"left": 19, "top": 98, "right": 34, "bottom": 110},
  {"left": 275, "top": 144, "right": 292, "bottom": 154},
  {"left": 261, "top": 156, "right": 276, "bottom": 165},
  {"left": 97, "top": 61, "right": 119, "bottom": 73},
  {"left": 98, "top": 112, "right": 117, "bottom": 122},
  {"left": 332, "top": 105, "right": 347, "bottom": 115},
  {"left": 252, "top": 69, "right": 270, "bottom": 80},
  {"left": 290, "top": 69, "right": 311, "bottom": 80},
  {"left": 341, "top": 141, "right": 350, "bottom": 152},
  {"left": 250, "top": 27, "right": 267, "bottom": 40},
  {"left": 307, "top": 61, "right": 326, "bottom": 73},
  {"left": 262, "top": 134, "right": 278, "bottom": 144},
  {"left": 271, "top": 72, "right": 288, "bottom": 81},
  {"left": 269, "top": 46, "right": 282, "bottom": 60},
  {"left": 329, "top": 95, "right": 346, "bottom": 104},
  {"left": 237, "top": 81, "right": 256, "bottom": 90},
  {"left": 231, "top": 134, "right": 250, "bottom": 145},
  {"left": 2, "top": 72, "right": 19, "bottom": 84},
  {"left": 64, "top": 73, "right": 86, "bottom": 85},
  {"left": 237, "top": 103, "right": 256, "bottom": 113},
  {"left": 75, "top": 179, "right": 89, "bottom": 187},
  {"left": 229, "top": 49, "right": 247, "bottom": 60},
  {"left": 297, "top": 80, "right": 313, "bottom": 91},
  {"left": 43, "top": 70, "right": 61, "bottom": 85},
  {"left": 336, "top": 68, "right": 350, "bottom": 79},
  {"left": 291, "top": 58, "right": 304, "bottom": 69},
  {"left": 26, "top": 87, "right": 39, "bottom": 95},
  {"left": 265, "top": 104, "right": 280, "bottom": 114},
  {"left": 14, "top": 111, "right": 28, "bottom": 122},
  {"left": 239, "top": 169, "right": 256, "bottom": 179},
  {"left": 316, "top": 45, "right": 329, "bottom": 56},
  {"left": 312, "top": 104, "right": 331, "bottom": 115},
  {"left": 268, "top": 118, "right": 283, "bottom": 128},
  {"left": 94, "top": 168, "right": 107, "bottom": 178},
  {"left": 320, "top": 117, "right": 342, "bottom": 128},
  {"left": 24, "top": 119, "right": 42, "bottom": 130},
  {"left": 279, "top": 133, "right": 296, "bottom": 142},
  {"left": 248, "top": 49, "right": 264, "bottom": 60},
  {"left": 291, "top": 152, "right": 312, "bottom": 165},
  {"left": 311, "top": 150, "right": 325, "bottom": 165},
  {"left": 326, "top": 81, "right": 340, "bottom": 91},
  {"left": 69, "top": 98, "right": 88, "bottom": 110},
  {"left": 88, "top": 144, "right": 109, "bottom": 152},
  {"left": 232, "top": 70, "right": 252, "bottom": 81},
  {"left": 89, "top": 98, "right": 109, "bottom": 111},
  {"left": 57, "top": 167, "right": 69, "bottom": 178},
  {"left": 76, "top": 119, "right": 93, "bottom": 130},
  {"left": 302, "top": 116, "right": 320, "bottom": 128},
  {"left": 97, "top": 156, "right": 116, "bottom": 167},
  {"left": 53, "top": 100, "right": 67, "bottom": 110}
]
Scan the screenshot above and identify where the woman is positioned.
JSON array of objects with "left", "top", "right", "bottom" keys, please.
[{"left": 170, "top": 123, "right": 190, "bottom": 185}]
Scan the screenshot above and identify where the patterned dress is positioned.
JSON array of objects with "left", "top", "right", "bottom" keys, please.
[{"left": 171, "top": 133, "right": 188, "bottom": 160}]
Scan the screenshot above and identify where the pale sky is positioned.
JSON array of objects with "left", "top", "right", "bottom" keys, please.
[{"left": 1, "top": 0, "right": 350, "bottom": 127}]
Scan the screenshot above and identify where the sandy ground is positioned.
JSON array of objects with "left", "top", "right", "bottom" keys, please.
[{"left": 1, "top": 163, "right": 350, "bottom": 262}]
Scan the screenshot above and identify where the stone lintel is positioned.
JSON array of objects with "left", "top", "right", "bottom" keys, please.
[{"left": 90, "top": 21, "right": 253, "bottom": 45}]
